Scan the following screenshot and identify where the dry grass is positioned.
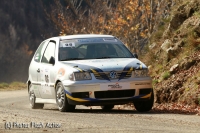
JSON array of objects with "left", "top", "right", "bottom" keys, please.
[{"left": 0, "top": 82, "right": 26, "bottom": 91}]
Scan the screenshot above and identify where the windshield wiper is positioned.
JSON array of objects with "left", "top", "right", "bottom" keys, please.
[{"left": 61, "top": 58, "right": 83, "bottom": 61}]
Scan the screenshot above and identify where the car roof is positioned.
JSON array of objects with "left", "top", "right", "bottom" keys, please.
[{"left": 48, "top": 34, "right": 115, "bottom": 41}]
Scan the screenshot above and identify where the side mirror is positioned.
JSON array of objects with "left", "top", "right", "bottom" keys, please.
[
  {"left": 132, "top": 53, "right": 138, "bottom": 59},
  {"left": 49, "top": 56, "right": 55, "bottom": 65}
]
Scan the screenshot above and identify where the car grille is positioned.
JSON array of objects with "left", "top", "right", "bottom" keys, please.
[
  {"left": 94, "top": 89, "right": 135, "bottom": 99},
  {"left": 72, "top": 92, "right": 89, "bottom": 98},
  {"left": 93, "top": 71, "right": 132, "bottom": 80}
]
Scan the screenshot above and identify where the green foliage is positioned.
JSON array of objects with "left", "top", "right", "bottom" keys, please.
[
  {"left": 198, "top": 95, "right": 200, "bottom": 105},
  {"left": 10, "top": 82, "right": 26, "bottom": 88},
  {"left": 162, "top": 17, "right": 171, "bottom": 23},
  {"left": 152, "top": 79, "right": 159, "bottom": 86},
  {"left": 155, "top": 64, "right": 164, "bottom": 74},
  {"left": 152, "top": 29, "right": 164, "bottom": 40},
  {"left": 193, "top": 11, "right": 200, "bottom": 17},
  {"left": 184, "top": 30, "right": 200, "bottom": 52},
  {"left": 152, "top": 23, "right": 167, "bottom": 41},
  {"left": 162, "top": 71, "right": 171, "bottom": 80},
  {"left": 0, "top": 83, "right": 9, "bottom": 88},
  {"left": 0, "top": 82, "right": 26, "bottom": 91}
]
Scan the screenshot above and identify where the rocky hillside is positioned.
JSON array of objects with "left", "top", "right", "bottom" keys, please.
[{"left": 143, "top": 0, "right": 200, "bottom": 106}]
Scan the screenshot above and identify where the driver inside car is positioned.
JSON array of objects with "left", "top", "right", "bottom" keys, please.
[{"left": 96, "top": 45, "right": 108, "bottom": 58}]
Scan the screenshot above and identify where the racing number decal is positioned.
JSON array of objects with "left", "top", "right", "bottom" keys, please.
[
  {"left": 41, "top": 68, "right": 50, "bottom": 84},
  {"left": 45, "top": 75, "right": 49, "bottom": 83},
  {"left": 41, "top": 68, "right": 52, "bottom": 95}
]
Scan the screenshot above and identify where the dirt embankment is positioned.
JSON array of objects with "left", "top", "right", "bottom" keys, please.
[{"left": 146, "top": 0, "right": 200, "bottom": 106}]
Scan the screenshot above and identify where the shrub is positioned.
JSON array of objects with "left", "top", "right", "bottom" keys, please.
[
  {"left": 152, "top": 79, "right": 159, "bottom": 86},
  {"left": 0, "top": 82, "right": 26, "bottom": 90},
  {"left": 162, "top": 71, "right": 171, "bottom": 80},
  {"left": 0, "top": 82, "right": 9, "bottom": 88}
]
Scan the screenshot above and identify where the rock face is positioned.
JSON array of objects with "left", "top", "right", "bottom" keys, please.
[
  {"left": 161, "top": 39, "right": 172, "bottom": 51},
  {"left": 150, "top": 0, "right": 200, "bottom": 106},
  {"left": 160, "top": 40, "right": 184, "bottom": 61},
  {"left": 168, "top": 0, "right": 200, "bottom": 31},
  {"left": 169, "top": 64, "right": 179, "bottom": 74},
  {"left": 180, "top": 58, "right": 197, "bottom": 70},
  {"left": 149, "top": 43, "right": 156, "bottom": 49}
]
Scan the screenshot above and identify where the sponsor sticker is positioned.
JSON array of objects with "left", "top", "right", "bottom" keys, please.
[
  {"left": 58, "top": 68, "right": 65, "bottom": 77},
  {"left": 77, "top": 38, "right": 103, "bottom": 42},
  {"left": 103, "top": 38, "right": 117, "bottom": 42},
  {"left": 62, "top": 42, "right": 75, "bottom": 47},
  {"left": 100, "top": 82, "right": 130, "bottom": 90},
  {"left": 108, "top": 83, "right": 122, "bottom": 89}
]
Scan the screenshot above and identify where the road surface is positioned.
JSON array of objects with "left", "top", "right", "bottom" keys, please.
[{"left": 0, "top": 89, "right": 200, "bottom": 133}]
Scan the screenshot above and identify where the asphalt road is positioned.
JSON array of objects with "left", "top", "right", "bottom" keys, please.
[{"left": 0, "top": 89, "right": 200, "bottom": 133}]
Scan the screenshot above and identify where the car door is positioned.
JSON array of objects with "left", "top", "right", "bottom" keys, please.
[
  {"left": 29, "top": 40, "right": 48, "bottom": 98},
  {"left": 38, "top": 41, "right": 56, "bottom": 99}
]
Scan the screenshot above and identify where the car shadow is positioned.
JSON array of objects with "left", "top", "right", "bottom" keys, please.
[
  {"left": 42, "top": 105, "right": 198, "bottom": 115},
  {"left": 72, "top": 108, "right": 197, "bottom": 115}
]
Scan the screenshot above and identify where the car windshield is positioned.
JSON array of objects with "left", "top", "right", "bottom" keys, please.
[{"left": 59, "top": 38, "right": 134, "bottom": 61}]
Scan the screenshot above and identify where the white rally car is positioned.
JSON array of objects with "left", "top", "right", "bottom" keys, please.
[{"left": 28, "top": 34, "right": 154, "bottom": 112}]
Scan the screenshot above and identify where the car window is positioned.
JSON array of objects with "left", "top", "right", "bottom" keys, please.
[
  {"left": 83, "top": 43, "right": 133, "bottom": 59},
  {"left": 113, "top": 44, "right": 133, "bottom": 57},
  {"left": 41, "top": 41, "right": 56, "bottom": 64},
  {"left": 34, "top": 41, "right": 47, "bottom": 62},
  {"left": 77, "top": 45, "right": 87, "bottom": 58},
  {"left": 59, "top": 38, "right": 134, "bottom": 60}
]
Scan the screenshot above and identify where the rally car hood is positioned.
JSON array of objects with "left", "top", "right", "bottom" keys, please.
[{"left": 61, "top": 58, "right": 147, "bottom": 72}]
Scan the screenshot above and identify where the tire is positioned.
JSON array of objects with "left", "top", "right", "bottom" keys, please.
[
  {"left": 29, "top": 84, "right": 44, "bottom": 109},
  {"left": 101, "top": 105, "right": 115, "bottom": 111},
  {"left": 133, "top": 91, "right": 154, "bottom": 112},
  {"left": 56, "top": 82, "right": 75, "bottom": 112}
]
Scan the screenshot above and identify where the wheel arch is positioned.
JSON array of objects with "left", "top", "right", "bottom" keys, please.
[
  {"left": 27, "top": 80, "right": 31, "bottom": 93},
  {"left": 55, "top": 80, "right": 62, "bottom": 89}
]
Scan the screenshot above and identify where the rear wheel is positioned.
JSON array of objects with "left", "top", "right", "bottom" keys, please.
[
  {"left": 29, "top": 84, "right": 44, "bottom": 109},
  {"left": 101, "top": 105, "right": 115, "bottom": 111},
  {"left": 56, "top": 82, "right": 75, "bottom": 112},
  {"left": 133, "top": 91, "right": 154, "bottom": 112}
]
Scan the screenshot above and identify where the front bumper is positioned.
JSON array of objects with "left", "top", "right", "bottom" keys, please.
[
  {"left": 62, "top": 78, "right": 153, "bottom": 105},
  {"left": 66, "top": 92, "right": 152, "bottom": 105}
]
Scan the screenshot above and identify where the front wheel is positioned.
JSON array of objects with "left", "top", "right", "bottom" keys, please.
[
  {"left": 56, "top": 82, "right": 75, "bottom": 112},
  {"left": 133, "top": 91, "right": 154, "bottom": 112},
  {"left": 29, "top": 84, "right": 44, "bottom": 109}
]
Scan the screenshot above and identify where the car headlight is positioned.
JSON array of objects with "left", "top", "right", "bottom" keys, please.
[
  {"left": 69, "top": 72, "right": 92, "bottom": 81},
  {"left": 132, "top": 69, "right": 149, "bottom": 78}
]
